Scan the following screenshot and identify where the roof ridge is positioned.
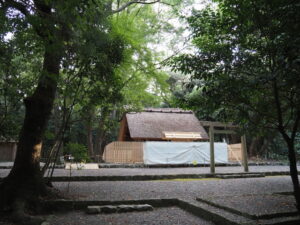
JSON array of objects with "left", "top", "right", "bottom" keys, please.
[
  {"left": 125, "top": 111, "right": 209, "bottom": 140},
  {"left": 143, "top": 108, "right": 193, "bottom": 113}
]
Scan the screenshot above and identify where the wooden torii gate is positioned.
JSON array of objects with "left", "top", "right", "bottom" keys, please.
[{"left": 200, "top": 121, "right": 249, "bottom": 173}]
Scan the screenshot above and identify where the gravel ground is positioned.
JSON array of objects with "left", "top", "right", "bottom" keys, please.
[
  {"left": 44, "top": 165, "right": 300, "bottom": 176},
  {"left": 198, "top": 194, "right": 297, "bottom": 216},
  {"left": 0, "top": 170, "right": 297, "bottom": 225},
  {"left": 0, "top": 165, "right": 298, "bottom": 178},
  {"left": 49, "top": 207, "right": 214, "bottom": 225},
  {"left": 53, "top": 176, "right": 294, "bottom": 201},
  {"left": 0, "top": 208, "right": 214, "bottom": 225},
  {"left": 50, "top": 176, "right": 297, "bottom": 224}
]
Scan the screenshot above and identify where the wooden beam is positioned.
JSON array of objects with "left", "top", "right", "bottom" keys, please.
[
  {"left": 117, "top": 116, "right": 127, "bottom": 141},
  {"left": 213, "top": 129, "right": 236, "bottom": 134},
  {"left": 209, "top": 125, "right": 215, "bottom": 173},
  {"left": 162, "top": 131, "right": 208, "bottom": 140},
  {"left": 241, "top": 135, "right": 249, "bottom": 172},
  {"left": 200, "top": 121, "right": 238, "bottom": 128}
]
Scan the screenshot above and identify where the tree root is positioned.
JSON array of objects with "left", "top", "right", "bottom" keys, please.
[
  {"left": 13, "top": 204, "right": 45, "bottom": 225},
  {"left": 0, "top": 199, "right": 46, "bottom": 225},
  {"left": 0, "top": 180, "right": 65, "bottom": 225}
]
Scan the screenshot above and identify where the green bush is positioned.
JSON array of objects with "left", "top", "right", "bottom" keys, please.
[{"left": 64, "top": 142, "right": 90, "bottom": 163}]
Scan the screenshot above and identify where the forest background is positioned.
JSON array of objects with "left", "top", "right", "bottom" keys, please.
[
  {"left": 1, "top": 0, "right": 298, "bottom": 163},
  {"left": 1, "top": 0, "right": 300, "bottom": 221}
]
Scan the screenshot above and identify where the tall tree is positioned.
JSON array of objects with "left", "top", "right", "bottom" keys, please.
[
  {"left": 77, "top": 1, "right": 173, "bottom": 160},
  {"left": 0, "top": 0, "right": 125, "bottom": 223},
  {"left": 0, "top": 1, "right": 177, "bottom": 222},
  {"left": 171, "top": 0, "right": 300, "bottom": 210},
  {"left": 0, "top": 29, "right": 41, "bottom": 139}
]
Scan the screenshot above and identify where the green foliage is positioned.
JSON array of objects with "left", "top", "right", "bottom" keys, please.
[
  {"left": 110, "top": 4, "right": 171, "bottom": 110},
  {"left": 170, "top": 0, "right": 300, "bottom": 137},
  {"left": 64, "top": 142, "right": 90, "bottom": 163},
  {"left": 0, "top": 29, "right": 42, "bottom": 139},
  {"left": 61, "top": 2, "right": 174, "bottom": 152},
  {"left": 0, "top": 0, "right": 125, "bottom": 142},
  {"left": 0, "top": 0, "right": 179, "bottom": 154}
]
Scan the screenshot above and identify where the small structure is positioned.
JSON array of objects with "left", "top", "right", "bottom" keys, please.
[
  {"left": 0, "top": 141, "right": 17, "bottom": 162},
  {"left": 118, "top": 108, "right": 209, "bottom": 141},
  {"left": 104, "top": 108, "right": 236, "bottom": 166},
  {"left": 200, "top": 121, "right": 248, "bottom": 172},
  {"left": 104, "top": 108, "right": 248, "bottom": 172}
]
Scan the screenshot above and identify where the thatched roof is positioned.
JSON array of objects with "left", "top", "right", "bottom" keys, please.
[{"left": 125, "top": 108, "right": 209, "bottom": 140}]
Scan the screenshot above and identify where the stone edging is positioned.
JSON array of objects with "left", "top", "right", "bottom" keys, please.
[
  {"left": 0, "top": 162, "right": 291, "bottom": 169},
  {"left": 47, "top": 171, "right": 293, "bottom": 181},
  {"left": 42, "top": 198, "right": 178, "bottom": 211},
  {"left": 42, "top": 198, "right": 300, "bottom": 225},
  {"left": 196, "top": 197, "right": 299, "bottom": 220},
  {"left": 0, "top": 171, "right": 295, "bottom": 182}
]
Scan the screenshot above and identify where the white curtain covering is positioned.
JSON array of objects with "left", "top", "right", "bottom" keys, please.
[{"left": 143, "top": 142, "right": 228, "bottom": 165}]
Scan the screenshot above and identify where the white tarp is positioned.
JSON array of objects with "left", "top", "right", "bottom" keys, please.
[{"left": 143, "top": 142, "right": 228, "bottom": 165}]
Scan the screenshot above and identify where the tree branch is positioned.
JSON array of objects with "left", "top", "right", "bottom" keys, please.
[
  {"left": 273, "top": 79, "right": 284, "bottom": 130},
  {"left": 112, "top": 0, "right": 161, "bottom": 13},
  {"left": 2, "top": 0, "right": 29, "bottom": 16},
  {"left": 291, "top": 110, "right": 300, "bottom": 142}
]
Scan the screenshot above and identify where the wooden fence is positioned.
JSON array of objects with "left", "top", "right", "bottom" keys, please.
[
  {"left": 103, "top": 142, "right": 144, "bottom": 163},
  {"left": 104, "top": 141, "right": 242, "bottom": 164},
  {"left": 227, "top": 143, "right": 242, "bottom": 162},
  {"left": 0, "top": 142, "right": 17, "bottom": 162}
]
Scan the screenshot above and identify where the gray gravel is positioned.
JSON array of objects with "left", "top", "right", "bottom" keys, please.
[
  {"left": 0, "top": 165, "right": 298, "bottom": 225},
  {"left": 49, "top": 207, "right": 215, "bottom": 225},
  {"left": 53, "top": 176, "right": 294, "bottom": 201},
  {"left": 50, "top": 176, "right": 297, "bottom": 224},
  {"left": 198, "top": 194, "right": 297, "bottom": 217},
  {"left": 46, "top": 165, "right": 300, "bottom": 176},
  {"left": 0, "top": 165, "right": 298, "bottom": 178}
]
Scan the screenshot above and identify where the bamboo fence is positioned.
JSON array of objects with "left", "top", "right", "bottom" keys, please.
[
  {"left": 103, "top": 141, "right": 144, "bottom": 163},
  {"left": 0, "top": 142, "right": 17, "bottom": 161},
  {"left": 104, "top": 141, "right": 242, "bottom": 164},
  {"left": 227, "top": 143, "right": 242, "bottom": 162}
]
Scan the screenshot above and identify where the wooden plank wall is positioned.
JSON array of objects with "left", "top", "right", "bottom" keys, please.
[
  {"left": 103, "top": 142, "right": 144, "bottom": 163},
  {"left": 0, "top": 142, "right": 17, "bottom": 161},
  {"left": 227, "top": 143, "right": 242, "bottom": 162},
  {"left": 104, "top": 141, "right": 242, "bottom": 164}
]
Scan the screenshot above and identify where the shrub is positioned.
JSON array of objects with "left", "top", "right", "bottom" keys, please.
[{"left": 64, "top": 142, "right": 90, "bottom": 163}]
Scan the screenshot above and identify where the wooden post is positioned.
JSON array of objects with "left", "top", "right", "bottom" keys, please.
[
  {"left": 209, "top": 125, "right": 215, "bottom": 173},
  {"left": 241, "top": 135, "right": 249, "bottom": 172}
]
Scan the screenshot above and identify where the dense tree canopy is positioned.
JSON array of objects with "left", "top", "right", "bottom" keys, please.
[
  {"left": 171, "top": 0, "right": 300, "bottom": 210},
  {"left": 1, "top": 0, "right": 299, "bottom": 222},
  {"left": 0, "top": 0, "right": 179, "bottom": 223}
]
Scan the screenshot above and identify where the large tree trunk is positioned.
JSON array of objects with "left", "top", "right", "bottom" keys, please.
[
  {"left": 94, "top": 107, "right": 109, "bottom": 162},
  {"left": 94, "top": 120, "right": 106, "bottom": 162},
  {"left": 86, "top": 115, "right": 94, "bottom": 160},
  {"left": 0, "top": 43, "right": 61, "bottom": 214},
  {"left": 273, "top": 80, "right": 300, "bottom": 211},
  {"left": 249, "top": 137, "right": 260, "bottom": 158},
  {"left": 284, "top": 137, "right": 300, "bottom": 212}
]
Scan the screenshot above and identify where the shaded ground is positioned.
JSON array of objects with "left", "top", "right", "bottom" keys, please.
[
  {"left": 0, "top": 165, "right": 299, "bottom": 225},
  {"left": 49, "top": 174, "right": 299, "bottom": 224},
  {"left": 53, "top": 176, "right": 293, "bottom": 201},
  {"left": 49, "top": 207, "right": 214, "bottom": 225},
  {"left": 0, "top": 165, "right": 298, "bottom": 178},
  {"left": 197, "top": 194, "right": 297, "bottom": 218}
]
